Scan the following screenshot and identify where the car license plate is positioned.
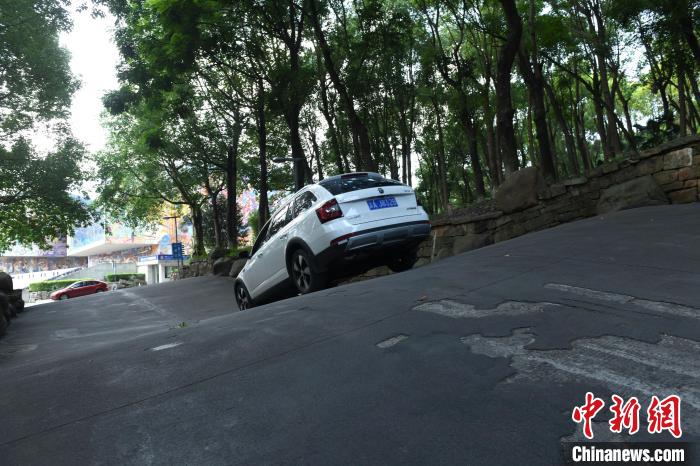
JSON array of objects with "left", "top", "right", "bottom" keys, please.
[{"left": 367, "top": 196, "right": 398, "bottom": 210}]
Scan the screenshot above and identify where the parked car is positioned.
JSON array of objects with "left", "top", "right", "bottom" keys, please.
[
  {"left": 235, "top": 172, "right": 431, "bottom": 310},
  {"left": 50, "top": 280, "right": 109, "bottom": 300}
]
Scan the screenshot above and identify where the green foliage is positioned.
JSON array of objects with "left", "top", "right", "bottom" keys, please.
[
  {"left": 104, "top": 273, "right": 145, "bottom": 282},
  {"left": 0, "top": 0, "right": 78, "bottom": 136},
  {"left": 0, "top": 138, "right": 92, "bottom": 252},
  {"left": 29, "top": 279, "right": 95, "bottom": 292},
  {"left": 96, "top": 0, "right": 700, "bottom": 224}
]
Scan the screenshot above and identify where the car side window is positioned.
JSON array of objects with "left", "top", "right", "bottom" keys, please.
[
  {"left": 291, "top": 191, "right": 317, "bottom": 219},
  {"left": 251, "top": 221, "right": 271, "bottom": 255},
  {"left": 266, "top": 205, "right": 290, "bottom": 240}
]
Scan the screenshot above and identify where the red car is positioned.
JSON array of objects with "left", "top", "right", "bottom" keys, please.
[{"left": 50, "top": 280, "right": 109, "bottom": 300}]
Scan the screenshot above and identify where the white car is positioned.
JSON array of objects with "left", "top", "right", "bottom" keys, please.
[{"left": 235, "top": 172, "right": 431, "bottom": 310}]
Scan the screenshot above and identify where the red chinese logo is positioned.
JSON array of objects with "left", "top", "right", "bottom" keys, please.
[
  {"left": 609, "top": 394, "right": 641, "bottom": 435},
  {"left": 647, "top": 395, "right": 682, "bottom": 438},
  {"left": 572, "top": 392, "right": 606, "bottom": 439},
  {"left": 572, "top": 393, "right": 682, "bottom": 439}
]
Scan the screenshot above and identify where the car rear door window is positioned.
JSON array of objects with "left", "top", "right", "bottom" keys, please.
[
  {"left": 319, "top": 173, "right": 401, "bottom": 195},
  {"left": 291, "top": 191, "right": 317, "bottom": 219},
  {"left": 266, "top": 205, "right": 290, "bottom": 241}
]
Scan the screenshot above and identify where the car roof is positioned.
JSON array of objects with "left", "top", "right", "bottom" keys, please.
[{"left": 320, "top": 172, "right": 382, "bottom": 182}]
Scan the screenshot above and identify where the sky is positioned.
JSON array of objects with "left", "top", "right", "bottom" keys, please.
[{"left": 59, "top": 9, "right": 120, "bottom": 153}]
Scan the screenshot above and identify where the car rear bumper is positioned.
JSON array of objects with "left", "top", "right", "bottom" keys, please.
[{"left": 316, "top": 220, "right": 431, "bottom": 270}]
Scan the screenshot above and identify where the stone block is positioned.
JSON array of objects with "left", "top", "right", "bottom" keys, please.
[
  {"left": 668, "top": 188, "right": 697, "bottom": 204},
  {"left": 661, "top": 181, "right": 684, "bottom": 192},
  {"left": 684, "top": 180, "right": 698, "bottom": 188},
  {"left": 677, "top": 165, "right": 700, "bottom": 181},
  {"left": 435, "top": 247, "right": 453, "bottom": 260},
  {"left": 636, "top": 157, "right": 664, "bottom": 175},
  {"left": 653, "top": 170, "right": 678, "bottom": 185},
  {"left": 596, "top": 175, "right": 669, "bottom": 214},
  {"left": 228, "top": 258, "right": 248, "bottom": 278},
  {"left": 466, "top": 221, "right": 489, "bottom": 234},
  {"left": 562, "top": 176, "right": 588, "bottom": 186},
  {"left": 494, "top": 167, "right": 546, "bottom": 214},
  {"left": 663, "top": 148, "right": 693, "bottom": 170},
  {"left": 452, "top": 234, "right": 493, "bottom": 255}
]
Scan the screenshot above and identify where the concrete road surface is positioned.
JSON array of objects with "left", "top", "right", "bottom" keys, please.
[{"left": 1, "top": 205, "right": 698, "bottom": 465}]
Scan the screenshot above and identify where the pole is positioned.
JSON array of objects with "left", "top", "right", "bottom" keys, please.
[{"left": 293, "top": 156, "right": 304, "bottom": 191}]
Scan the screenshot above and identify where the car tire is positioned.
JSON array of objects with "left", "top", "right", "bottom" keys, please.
[
  {"left": 290, "top": 249, "right": 326, "bottom": 294},
  {"left": 59, "top": 294, "right": 69, "bottom": 300},
  {"left": 235, "top": 281, "right": 254, "bottom": 311},
  {"left": 387, "top": 248, "right": 418, "bottom": 273}
]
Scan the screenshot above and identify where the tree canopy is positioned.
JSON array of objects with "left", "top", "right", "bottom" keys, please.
[
  {"left": 94, "top": 0, "right": 700, "bottom": 248},
  {"left": 0, "top": 0, "right": 90, "bottom": 252}
]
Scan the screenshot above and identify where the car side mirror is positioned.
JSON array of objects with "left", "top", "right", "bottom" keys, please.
[{"left": 238, "top": 251, "right": 250, "bottom": 259}]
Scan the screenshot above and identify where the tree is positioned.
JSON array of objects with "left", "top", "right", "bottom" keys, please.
[
  {"left": 0, "top": 0, "right": 78, "bottom": 137},
  {"left": 0, "top": 137, "right": 91, "bottom": 252}
]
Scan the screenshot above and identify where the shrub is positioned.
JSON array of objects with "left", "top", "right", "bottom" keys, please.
[
  {"left": 105, "top": 273, "right": 145, "bottom": 282},
  {"left": 29, "top": 279, "right": 95, "bottom": 292}
]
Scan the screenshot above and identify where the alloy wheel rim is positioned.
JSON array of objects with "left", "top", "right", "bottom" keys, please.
[
  {"left": 292, "top": 254, "right": 311, "bottom": 291},
  {"left": 237, "top": 286, "right": 248, "bottom": 310}
]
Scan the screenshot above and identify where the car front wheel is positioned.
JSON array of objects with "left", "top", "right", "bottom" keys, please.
[
  {"left": 235, "top": 281, "right": 254, "bottom": 311},
  {"left": 59, "top": 294, "right": 69, "bottom": 300},
  {"left": 290, "top": 249, "right": 326, "bottom": 294},
  {"left": 387, "top": 248, "right": 419, "bottom": 273}
]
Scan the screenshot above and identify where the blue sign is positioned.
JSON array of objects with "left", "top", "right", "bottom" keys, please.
[
  {"left": 138, "top": 254, "right": 189, "bottom": 263},
  {"left": 171, "top": 242, "right": 184, "bottom": 259}
]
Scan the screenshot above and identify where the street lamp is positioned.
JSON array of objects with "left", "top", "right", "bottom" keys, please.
[{"left": 272, "top": 155, "right": 305, "bottom": 191}]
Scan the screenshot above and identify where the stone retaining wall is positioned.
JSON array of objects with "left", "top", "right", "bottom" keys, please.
[
  {"left": 417, "top": 135, "right": 700, "bottom": 264},
  {"left": 177, "top": 136, "right": 700, "bottom": 282}
]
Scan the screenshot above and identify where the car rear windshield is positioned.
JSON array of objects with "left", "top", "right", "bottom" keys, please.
[{"left": 319, "top": 173, "right": 402, "bottom": 195}]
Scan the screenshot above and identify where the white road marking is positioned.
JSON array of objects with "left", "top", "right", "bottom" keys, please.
[
  {"left": 376, "top": 334, "right": 408, "bottom": 348},
  {"left": 151, "top": 342, "right": 182, "bottom": 351}
]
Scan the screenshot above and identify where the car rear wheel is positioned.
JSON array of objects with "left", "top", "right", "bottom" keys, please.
[
  {"left": 387, "top": 248, "right": 418, "bottom": 273},
  {"left": 235, "top": 281, "right": 254, "bottom": 311},
  {"left": 290, "top": 249, "right": 326, "bottom": 294}
]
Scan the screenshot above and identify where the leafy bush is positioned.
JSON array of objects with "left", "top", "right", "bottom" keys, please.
[
  {"left": 105, "top": 273, "right": 145, "bottom": 282},
  {"left": 29, "top": 279, "right": 93, "bottom": 292}
]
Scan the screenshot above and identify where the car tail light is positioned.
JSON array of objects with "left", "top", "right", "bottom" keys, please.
[{"left": 316, "top": 198, "right": 343, "bottom": 223}]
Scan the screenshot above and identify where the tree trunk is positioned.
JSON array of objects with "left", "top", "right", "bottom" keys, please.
[
  {"left": 678, "top": 57, "right": 688, "bottom": 136},
  {"left": 482, "top": 75, "right": 501, "bottom": 188},
  {"left": 256, "top": 78, "right": 269, "bottom": 228},
  {"left": 545, "top": 82, "right": 578, "bottom": 176},
  {"left": 679, "top": 13, "right": 700, "bottom": 66},
  {"left": 307, "top": 0, "right": 376, "bottom": 171},
  {"left": 517, "top": 50, "right": 557, "bottom": 180},
  {"left": 207, "top": 186, "right": 223, "bottom": 249},
  {"left": 191, "top": 204, "right": 206, "bottom": 257},
  {"left": 460, "top": 108, "right": 486, "bottom": 197},
  {"left": 307, "top": 127, "right": 324, "bottom": 180},
  {"left": 591, "top": 2, "right": 622, "bottom": 156},
  {"left": 226, "top": 126, "right": 240, "bottom": 249},
  {"left": 318, "top": 71, "right": 345, "bottom": 174},
  {"left": 496, "top": 0, "right": 523, "bottom": 175},
  {"left": 431, "top": 95, "right": 449, "bottom": 212}
]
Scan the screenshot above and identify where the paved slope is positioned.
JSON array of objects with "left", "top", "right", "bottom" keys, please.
[{"left": 1, "top": 205, "right": 699, "bottom": 465}]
